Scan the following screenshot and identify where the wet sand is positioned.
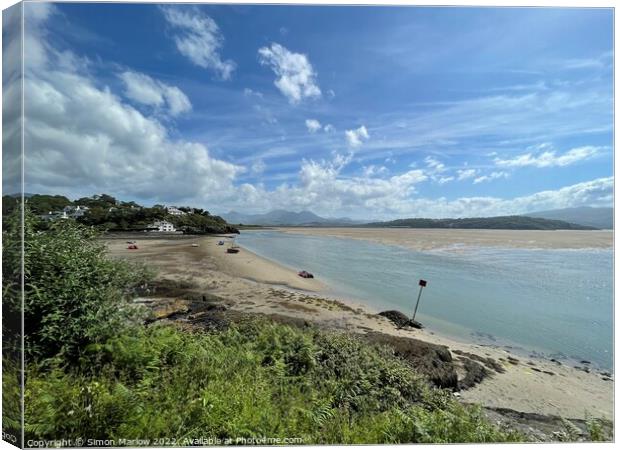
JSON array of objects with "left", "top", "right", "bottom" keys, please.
[
  {"left": 276, "top": 227, "right": 613, "bottom": 251},
  {"left": 105, "top": 234, "right": 613, "bottom": 420}
]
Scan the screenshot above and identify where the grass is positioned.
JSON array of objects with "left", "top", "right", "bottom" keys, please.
[{"left": 24, "top": 319, "right": 522, "bottom": 445}]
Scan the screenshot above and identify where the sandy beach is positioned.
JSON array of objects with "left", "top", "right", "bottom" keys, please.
[
  {"left": 276, "top": 227, "right": 613, "bottom": 251},
  {"left": 105, "top": 233, "right": 613, "bottom": 421}
]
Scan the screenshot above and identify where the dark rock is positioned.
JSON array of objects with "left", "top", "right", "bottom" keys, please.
[
  {"left": 410, "top": 320, "right": 424, "bottom": 329},
  {"left": 378, "top": 310, "right": 423, "bottom": 329},
  {"left": 458, "top": 358, "right": 490, "bottom": 390},
  {"left": 453, "top": 349, "right": 505, "bottom": 374},
  {"left": 364, "top": 332, "right": 458, "bottom": 390},
  {"left": 580, "top": 360, "right": 591, "bottom": 365},
  {"left": 479, "top": 406, "right": 613, "bottom": 442}
]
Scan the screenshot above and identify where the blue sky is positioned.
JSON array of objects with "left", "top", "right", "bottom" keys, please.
[{"left": 8, "top": 2, "right": 614, "bottom": 219}]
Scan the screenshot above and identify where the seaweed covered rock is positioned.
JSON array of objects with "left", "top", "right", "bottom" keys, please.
[
  {"left": 378, "top": 310, "right": 423, "bottom": 329},
  {"left": 365, "top": 332, "right": 458, "bottom": 390}
]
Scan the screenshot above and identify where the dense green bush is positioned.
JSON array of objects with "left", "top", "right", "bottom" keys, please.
[
  {"left": 3, "top": 209, "right": 151, "bottom": 363},
  {"left": 25, "top": 322, "right": 522, "bottom": 444}
]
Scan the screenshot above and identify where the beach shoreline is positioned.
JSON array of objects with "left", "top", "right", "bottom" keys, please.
[{"left": 105, "top": 233, "right": 613, "bottom": 420}]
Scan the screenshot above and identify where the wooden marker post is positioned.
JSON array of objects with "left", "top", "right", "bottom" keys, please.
[{"left": 412, "top": 279, "right": 427, "bottom": 323}]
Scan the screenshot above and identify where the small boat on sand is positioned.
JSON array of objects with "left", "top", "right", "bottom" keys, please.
[
  {"left": 227, "top": 240, "right": 240, "bottom": 254},
  {"left": 191, "top": 243, "right": 199, "bottom": 247},
  {"left": 218, "top": 240, "right": 225, "bottom": 245},
  {"left": 298, "top": 270, "right": 314, "bottom": 279},
  {"left": 127, "top": 244, "right": 138, "bottom": 250}
]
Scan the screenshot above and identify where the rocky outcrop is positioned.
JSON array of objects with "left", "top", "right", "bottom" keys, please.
[
  {"left": 364, "top": 331, "right": 458, "bottom": 390},
  {"left": 378, "top": 310, "right": 423, "bottom": 329}
]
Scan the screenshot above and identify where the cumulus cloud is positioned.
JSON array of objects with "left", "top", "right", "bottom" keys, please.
[
  {"left": 160, "top": 6, "right": 235, "bottom": 79},
  {"left": 225, "top": 164, "right": 612, "bottom": 219},
  {"left": 495, "top": 144, "right": 601, "bottom": 168},
  {"left": 258, "top": 43, "right": 321, "bottom": 103},
  {"left": 345, "top": 125, "right": 370, "bottom": 148},
  {"left": 305, "top": 119, "right": 321, "bottom": 133},
  {"left": 386, "top": 176, "right": 613, "bottom": 219},
  {"left": 22, "top": 11, "right": 241, "bottom": 204},
  {"left": 119, "top": 70, "right": 191, "bottom": 117},
  {"left": 277, "top": 153, "right": 427, "bottom": 212}
]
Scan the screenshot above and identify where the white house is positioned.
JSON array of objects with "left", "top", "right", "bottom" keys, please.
[
  {"left": 166, "top": 206, "right": 186, "bottom": 216},
  {"left": 63, "top": 205, "right": 90, "bottom": 218},
  {"left": 149, "top": 220, "right": 176, "bottom": 232}
]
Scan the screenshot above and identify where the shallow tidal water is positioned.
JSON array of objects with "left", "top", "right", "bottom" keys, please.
[{"left": 236, "top": 230, "right": 613, "bottom": 369}]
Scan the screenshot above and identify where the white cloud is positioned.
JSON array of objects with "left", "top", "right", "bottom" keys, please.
[
  {"left": 22, "top": 13, "right": 241, "bottom": 205},
  {"left": 225, "top": 162, "right": 612, "bottom": 219},
  {"left": 473, "top": 171, "right": 509, "bottom": 184},
  {"left": 457, "top": 169, "right": 477, "bottom": 181},
  {"left": 160, "top": 6, "right": 235, "bottom": 80},
  {"left": 345, "top": 125, "right": 370, "bottom": 148},
  {"left": 363, "top": 165, "right": 388, "bottom": 177},
  {"left": 388, "top": 176, "right": 613, "bottom": 219},
  {"left": 323, "top": 124, "right": 335, "bottom": 133},
  {"left": 437, "top": 176, "right": 455, "bottom": 184},
  {"left": 258, "top": 43, "right": 321, "bottom": 104},
  {"left": 495, "top": 145, "right": 601, "bottom": 168},
  {"left": 119, "top": 71, "right": 191, "bottom": 117},
  {"left": 424, "top": 156, "right": 445, "bottom": 172},
  {"left": 305, "top": 119, "right": 321, "bottom": 133}
]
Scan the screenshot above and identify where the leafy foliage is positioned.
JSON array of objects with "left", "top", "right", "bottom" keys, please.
[
  {"left": 3, "top": 194, "right": 72, "bottom": 216},
  {"left": 25, "top": 322, "right": 522, "bottom": 444},
  {"left": 3, "top": 209, "right": 151, "bottom": 362},
  {"left": 2, "top": 193, "right": 239, "bottom": 234}
]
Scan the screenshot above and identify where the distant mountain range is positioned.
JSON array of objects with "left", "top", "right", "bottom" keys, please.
[
  {"left": 223, "top": 208, "right": 605, "bottom": 230},
  {"left": 223, "top": 210, "right": 362, "bottom": 226},
  {"left": 524, "top": 207, "right": 613, "bottom": 230}
]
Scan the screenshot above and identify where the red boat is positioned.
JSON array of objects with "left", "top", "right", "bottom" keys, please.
[
  {"left": 298, "top": 270, "right": 314, "bottom": 279},
  {"left": 127, "top": 244, "right": 138, "bottom": 250}
]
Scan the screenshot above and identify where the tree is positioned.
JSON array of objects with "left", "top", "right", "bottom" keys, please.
[{"left": 3, "top": 209, "right": 151, "bottom": 362}]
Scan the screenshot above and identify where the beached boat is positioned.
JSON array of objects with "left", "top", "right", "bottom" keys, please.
[
  {"left": 127, "top": 244, "right": 138, "bottom": 250},
  {"left": 218, "top": 240, "right": 225, "bottom": 245},
  {"left": 298, "top": 270, "right": 314, "bottom": 279},
  {"left": 191, "top": 243, "right": 199, "bottom": 247},
  {"left": 227, "top": 241, "right": 240, "bottom": 254}
]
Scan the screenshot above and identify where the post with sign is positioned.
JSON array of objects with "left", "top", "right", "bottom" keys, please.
[{"left": 412, "top": 279, "right": 427, "bottom": 323}]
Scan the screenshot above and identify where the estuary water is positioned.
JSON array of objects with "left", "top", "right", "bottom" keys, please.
[{"left": 236, "top": 230, "right": 613, "bottom": 369}]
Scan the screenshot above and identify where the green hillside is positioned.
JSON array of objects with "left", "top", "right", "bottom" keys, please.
[{"left": 364, "top": 215, "right": 597, "bottom": 230}]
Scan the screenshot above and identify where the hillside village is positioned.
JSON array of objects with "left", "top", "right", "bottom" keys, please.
[{"left": 2, "top": 193, "right": 239, "bottom": 235}]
